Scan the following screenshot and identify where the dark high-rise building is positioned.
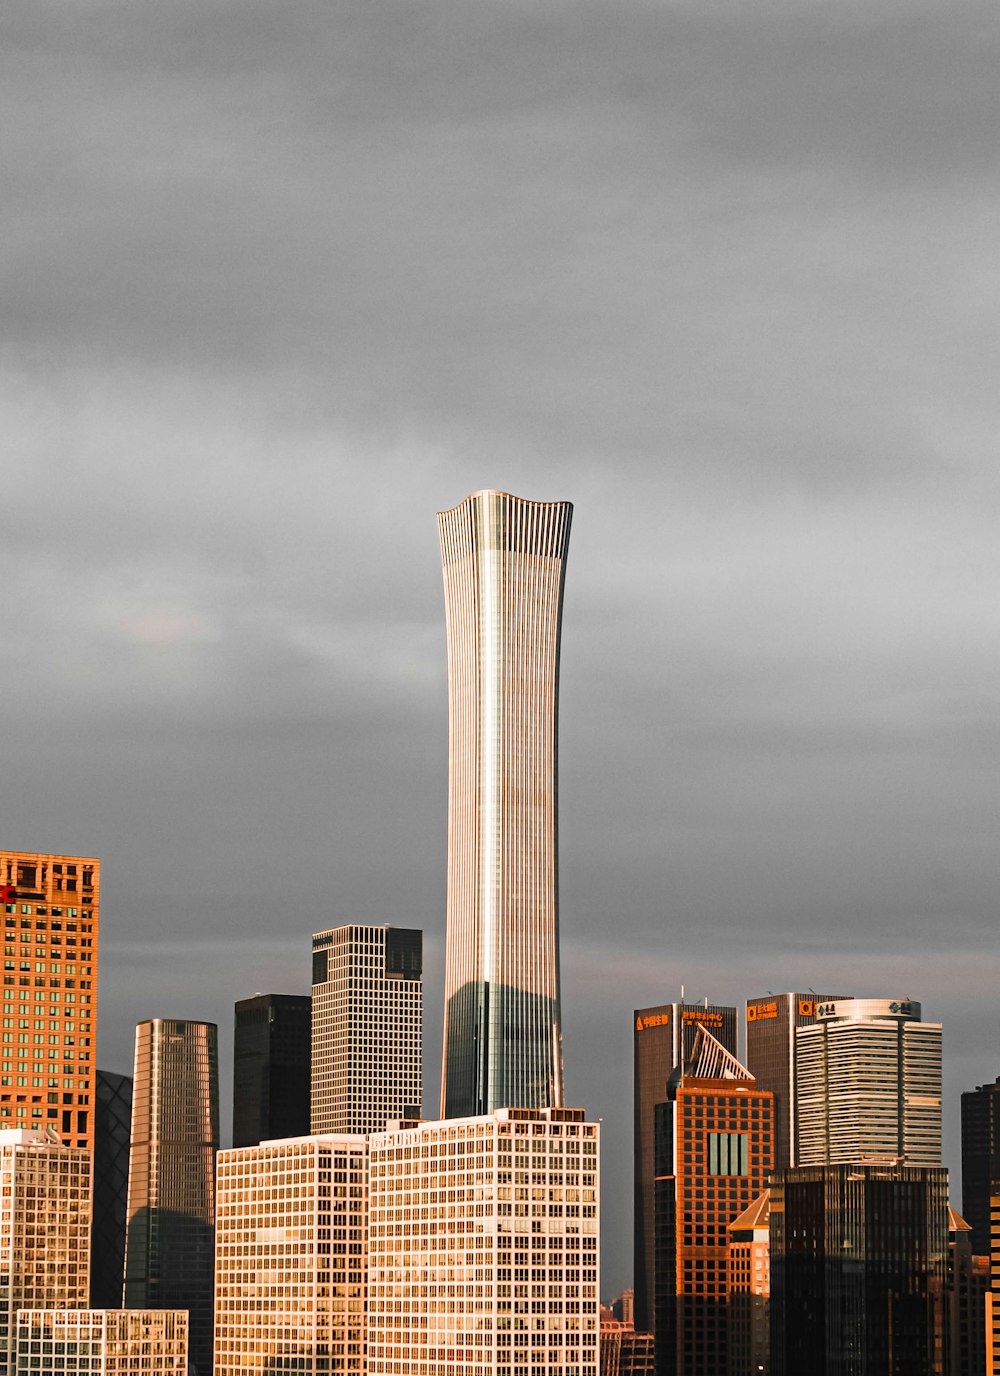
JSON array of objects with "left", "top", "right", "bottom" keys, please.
[
  {"left": 961, "top": 1075, "right": 1000, "bottom": 1257},
  {"left": 232, "top": 994, "right": 311, "bottom": 1148},
  {"left": 744, "top": 991, "right": 848, "bottom": 1171},
  {"left": 633, "top": 1002, "right": 737, "bottom": 1333},
  {"left": 769, "top": 1162, "right": 948, "bottom": 1376},
  {"left": 651, "top": 1027, "right": 772, "bottom": 1376},
  {"left": 124, "top": 1019, "right": 219, "bottom": 1376},
  {"left": 438, "top": 490, "right": 573, "bottom": 1119},
  {"left": 90, "top": 1069, "right": 132, "bottom": 1309},
  {"left": 311, "top": 925, "right": 422, "bottom": 1135}
]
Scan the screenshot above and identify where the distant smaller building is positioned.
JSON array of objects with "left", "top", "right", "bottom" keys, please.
[
  {"left": 232, "top": 994, "right": 310, "bottom": 1147},
  {"left": 611, "top": 1289, "right": 635, "bottom": 1326},
  {"left": 601, "top": 1320, "right": 655, "bottom": 1376},
  {"left": 727, "top": 1191, "right": 769, "bottom": 1376},
  {"left": 15, "top": 1310, "right": 186, "bottom": 1375}
]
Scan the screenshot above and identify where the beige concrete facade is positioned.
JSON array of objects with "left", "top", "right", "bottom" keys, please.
[
  {"left": 368, "top": 1107, "right": 599, "bottom": 1376},
  {"left": 14, "top": 1310, "right": 187, "bottom": 1375}
]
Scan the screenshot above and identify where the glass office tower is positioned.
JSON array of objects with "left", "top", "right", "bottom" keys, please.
[
  {"left": 438, "top": 490, "right": 573, "bottom": 1118},
  {"left": 123, "top": 1020, "right": 218, "bottom": 1376},
  {"left": 232, "top": 993, "right": 311, "bottom": 1148}
]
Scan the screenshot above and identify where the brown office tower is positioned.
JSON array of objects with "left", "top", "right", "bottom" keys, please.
[
  {"left": 770, "top": 1162, "right": 948, "bottom": 1376},
  {"left": 438, "top": 490, "right": 572, "bottom": 1119},
  {"left": 633, "top": 1002, "right": 737, "bottom": 1333},
  {"left": 124, "top": 1020, "right": 219, "bottom": 1376},
  {"left": 744, "top": 991, "right": 848, "bottom": 1171},
  {"left": 0, "top": 851, "right": 99, "bottom": 1149},
  {"left": 651, "top": 1028, "right": 773, "bottom": 1376}
]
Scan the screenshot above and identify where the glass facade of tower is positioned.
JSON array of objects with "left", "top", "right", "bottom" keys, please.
[
  {"left": 91, "top": 1069, "right": 133, "bottom": 1309},
  {"left": 770, "top": 1163, "right": 948, "bottom": 1376},
  {"left": 123, "top": 1019, "right": 218, "bottom": 1376},
  {"left": 232, "top": 993, "right": 311, "bottom": 1148},
  {"left": 438, "top": 490, "right": 573, "bottom": 1119},
  {"left": 0, "top": 851, "right": 99, "bottom": 1150}
]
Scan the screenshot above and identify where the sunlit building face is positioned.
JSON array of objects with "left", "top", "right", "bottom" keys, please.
[{"left": 438, "top": 490, "right": 572, "bottom": 1118}]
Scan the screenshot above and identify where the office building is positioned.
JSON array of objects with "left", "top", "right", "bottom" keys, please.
[
  {"left": 14, "top": 1311, "right": 187, "bottom": 1375},
  {"left": 232, "top": 993, "right": 311, "bottom": 1147},
  {"left": 961, "top": 1075, "right": 1000, "bottom": 1257},
  {"left": 123, "top": 1019, "right": 218, "bottom": 1376},
  {"left": 795, "top": 997, "right": 942, "bottom": 1166},
  {"left": 652, "top": 1029, "right": 773, "bottom": 1376},
  {"left": 744, "top": 991, "right": 848, "bottom": 1171},
  {"left": 945, "top": 1206, "right": 988, "bottom": 1376},
  {"left": 0, "top": 851, "right": 99, "bottom": 1149},
  {"left": 0, "top": 1128, "right": 90, "bottom": 1376},
  {"left": 311, "top": 925, "right": 422, "bottom": 1135},
  {"left": 726, "top": 1191, "right": 769, "bottom": 1376},
  {"left": 991, "top": 1185, "right": 1000, "bottom": 1376},
  {"left": 769, "top": 1162, "right": 948, "bottom": 1376},
  {"left": 368, "top": 1106, "right": 600, "bottom": 1376},
  {"left": 633, "top": 1002, "right": 737, "bottom": 1333},
  {"left": 600, "top": 1322, "right": 655, "bottom": 1376},
  {"left": 214, "top": 1133, "right": 367, "bottom": 1376},
  {"left": 90, "top": 1069, "right": 132, "bottom": 1309},
  {"left": 438, "top": 490, "right": 573, "bottom": 1119}
]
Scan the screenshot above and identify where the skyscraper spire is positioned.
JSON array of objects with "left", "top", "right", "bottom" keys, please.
[{"left": 438, "top": 489, "right": 572, "bottom": 1117}]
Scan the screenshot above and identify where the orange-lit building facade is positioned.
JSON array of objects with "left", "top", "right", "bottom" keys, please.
[
  {"left": 634, "top": 1003, "right": 737, "bottom": 1333},
  {"left": 652, "top": 1032, "right": 773, "bottom": 1376},
  {"left": 0, "top": 852, "right": 98, "bottom": 1150},
  {"left": 726, "top": 1191, "right": 770, "bottom": 1376},
  {"left": 438, "top": 491, "right": 572, "bottom": 1119}
]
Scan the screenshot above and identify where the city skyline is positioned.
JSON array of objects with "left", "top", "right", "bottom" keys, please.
[{"left": 5, "top": 0, "right": 999, "bottom": 1302}]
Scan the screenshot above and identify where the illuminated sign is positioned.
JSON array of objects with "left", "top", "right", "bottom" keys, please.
[
  {"left": 681, "top": 1009, "right": 723, "bottom": 1027},
  {"left": 636, "top": 1012, "right": 671, "bottom": 1032},
  {"left": 747, "top": 1001, "right": 778, "bottom": 1022},
  {"left": 797, "top": 999, "right": 814, "bottom": 1018},
  {"left": 0, "top": 887, "right": 14, "bottom": 904}
]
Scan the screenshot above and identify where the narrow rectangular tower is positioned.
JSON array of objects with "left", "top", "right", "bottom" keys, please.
[
  {"left": 310, "top": 924, "right": 422, "bottom": 1135},
  {"left": 0, "top": 851, "right": 99, "bottom": 1149},
  {"left": 123, "top": 1019, "right": 219, "bottom": 1376},
  {"left": 438, "top": 489, "right": 573, "bottom": 1118}
]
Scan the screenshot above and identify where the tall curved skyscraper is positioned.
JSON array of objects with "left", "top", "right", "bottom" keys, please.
[{"left": 438, "top": 489, "right": 573, "bottom": 1117}]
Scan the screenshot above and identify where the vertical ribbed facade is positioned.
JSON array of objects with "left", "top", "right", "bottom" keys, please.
[
  {"left": 438, "top": 490, "right": 572, "bottom": 1118},
  {"left": 124, "top": 1020, "right": 218, "bottom": 1376}
]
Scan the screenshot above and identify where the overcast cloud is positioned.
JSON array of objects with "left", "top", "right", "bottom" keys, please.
[{"left": 3, "top": 0, "right": 999, "bottom": 1293}]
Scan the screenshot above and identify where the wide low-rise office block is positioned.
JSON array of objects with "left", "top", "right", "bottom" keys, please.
[
  {"left": 214, "top": 1133, "right": 367, "bottom": 1376},
  {"left": 368, "top": 1107, "right": 600, "bottom": 1376},
  {"left": 14, "top": 1311, "right": 187, "bottom": 1375}
]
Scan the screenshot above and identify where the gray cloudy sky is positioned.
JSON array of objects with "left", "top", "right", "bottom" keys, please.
[{"left": 4, "top": 0, "right": 999, "bottom": 1294}]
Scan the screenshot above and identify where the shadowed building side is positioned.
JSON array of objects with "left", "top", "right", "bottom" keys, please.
[{"left": 438, "top": 490, "right": 572, "bottom": 1118}]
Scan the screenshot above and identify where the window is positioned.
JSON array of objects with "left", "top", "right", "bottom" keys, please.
[{"left": 707, "top": 1132, "right": 748, "bottom": 1176}]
